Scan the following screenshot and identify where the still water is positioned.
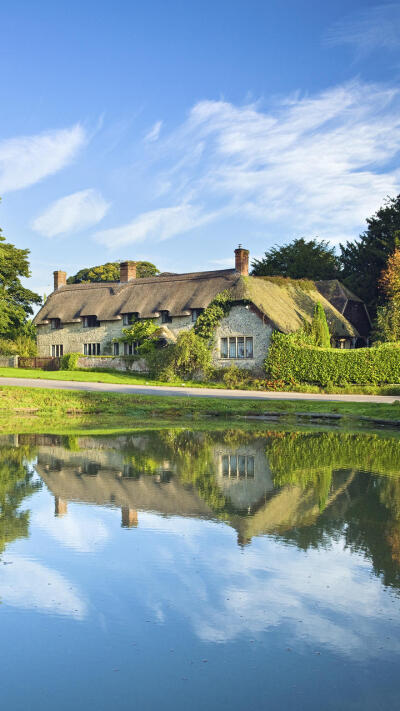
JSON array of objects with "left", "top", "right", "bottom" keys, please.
[{"left": 2, "top": 427, "right": 400, "bottom": 710}]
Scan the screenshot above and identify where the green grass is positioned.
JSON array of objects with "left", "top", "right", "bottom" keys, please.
[
  {"left": 1, "top": 366, "right": 400, "bottom": 396},
  {"left": 1, "top": 384, "right": 400, "bottom": 428}
]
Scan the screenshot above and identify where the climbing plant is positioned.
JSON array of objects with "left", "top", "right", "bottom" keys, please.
[{"left": 194, "top": 290, "right": 233, "bottom": 341}]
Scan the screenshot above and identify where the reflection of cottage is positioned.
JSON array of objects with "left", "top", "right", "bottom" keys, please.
[{"left": 33, "top": 247, "right": 370, "bottom": 372}]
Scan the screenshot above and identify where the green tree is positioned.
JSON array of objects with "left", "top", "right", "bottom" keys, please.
[
  {"left": 0, "top": 444, "right": 41, "bottom": 555},
  {"left": 340, "top": 195, "right": 400, "bottom": 316},
  {"left": 311, "top": 302, "right": 331, "bottom": 348},
  {"left": 67, "top": 260, "right": 159, "bottom": 284},
  {"left": 374, "top": 248, "right": 400, "bottom": 342},
  {"left": 0, "top": 222, "right": 41, "bottom": 338},
  {"left": 251, "top": 238, "right": 340, "bottom": 280}
]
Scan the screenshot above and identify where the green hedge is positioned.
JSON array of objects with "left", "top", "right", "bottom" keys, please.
[{"left": 265, "top": 332, "right": 400, "bottom": 385}]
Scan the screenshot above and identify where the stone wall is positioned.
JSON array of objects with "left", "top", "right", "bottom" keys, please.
[
  {"left": 0, "top": 355, "right": 19, "bottom": 367},
  {"left": 212, "top": 304, "right": 272, "bottom": 374},
  {"left": 77, "top": 356, "right": 148, "bottom": 372}
]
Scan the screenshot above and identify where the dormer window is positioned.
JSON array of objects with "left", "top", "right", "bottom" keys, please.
[
  {"left": 50, "top": 318, "right": 61, "bottom": 330},
  {"left": 191, "top": 308, "right": 204, "bottom": 323},
  {"left": 83, "top": 315, "right": 100, "bottom": 328},
  {"left": 161, "top": 310, "right": 172, "bottom": 324},
  {"left": 122, "top": 312, "right": 138, "bottom": 326}
]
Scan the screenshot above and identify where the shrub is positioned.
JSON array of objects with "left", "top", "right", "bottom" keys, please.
[
  {"left": 265, "top": 331, "right": 400, "bottom": 385},
  {"left": 311, "top": 302, "right": 331, "bottom": 348},
  {"left": 0, "top": 336, "right": 37, "bottom": 356},
  {"left": 222, "top": 365, "right": 251, "bottom": 389},
  {"left": 60, "top": 352, "right": 81, "bottom": 370},
  {"left": 146, "top": 330, "right": 212, "bottom": 380}
]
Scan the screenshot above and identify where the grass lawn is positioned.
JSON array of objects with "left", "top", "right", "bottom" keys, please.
[
  {"left": 1, "top": 384, "right": 400, "bottom": 427},
  {"left": 1, "top": 366, "right": 400, "bottom": 396}
]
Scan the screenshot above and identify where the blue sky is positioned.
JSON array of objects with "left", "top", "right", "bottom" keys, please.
[{"left": 1, "top": 0, "right": 400, "bottom": 296}]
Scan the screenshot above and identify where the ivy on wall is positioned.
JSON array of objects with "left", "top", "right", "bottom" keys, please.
[{"left": 194, "top": 290, "right": 233, "bottom": 341}]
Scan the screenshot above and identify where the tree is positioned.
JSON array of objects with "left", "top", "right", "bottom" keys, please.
[
  {"left": 251, "top": 238, "right": 340, "bottom": 280},
  {"left": 374, "top": 248, "right": 400, "bottom": 342},
  {"left": 67, "top": 260, "right": 159, "bottom": 284},
  {"left": 0, "top": 222, "right": 41, "bottom": 338},
  {"left": 340, "top": 195, "right": 400, "bottom": 316},
  {"left": 311, "top": 302, "right": 331, "bottom": 348}
]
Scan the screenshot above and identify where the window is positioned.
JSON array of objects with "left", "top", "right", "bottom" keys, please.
[
  {"left": 220, "top": 336, "right": 253, "bottom": 358},
  {"left": 124, "top": 342, "right": 138, "bottom": 355},
  {"left": 221, "top": 454, "right": 255, "bottom": 479},
  {"left": 50, "top": 318, "right": 61, "bottom": 330},
  {"left": 83, "top": 315, "right": 99, "bottom": 328},
  {"left": 191, "top": 308, "right": 204, "bottom": 322},
  {"left": 161, "top": 310, "right": 172, "bottom": 324},
  {"left": 113, "top": 342, "right": 120, "bottom": 356},
  {"left": 122, "top": 312, "right": 138, "bottom": 326},
  {"left": 51, "top": 344, "right": 64, "bottom": 357},
  {"left": 83, "top": 343, "right": 100, "bottom": 355}
]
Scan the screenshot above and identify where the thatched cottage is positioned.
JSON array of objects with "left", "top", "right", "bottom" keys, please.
[{"left": 33, "top": 246, "right": 370, "bottom": 372}]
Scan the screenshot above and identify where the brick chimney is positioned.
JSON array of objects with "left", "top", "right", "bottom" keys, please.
[
  {"left": 53, "top": 270, "right": 67, "bottom": 291},
  {"left": 234, "top": 245, "right": 249, "bottom": 276},
  {"left": 120, "top": 261, "right": 137, "bottom": 282}
]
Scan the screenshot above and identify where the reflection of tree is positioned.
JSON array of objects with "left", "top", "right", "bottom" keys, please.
[{"left": 0, "top": 444, "right": 41, "bottom": 555}]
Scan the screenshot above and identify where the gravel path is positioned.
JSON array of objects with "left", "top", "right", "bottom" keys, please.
[{"left": 0, "top": 376, "right": 399, "bottom": 404}]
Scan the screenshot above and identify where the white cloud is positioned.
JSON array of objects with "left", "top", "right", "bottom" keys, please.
[
  {"left": 324, "top": 4, "right": 400, "bottom": 56},
  {"left": 144, "top": 120, "right": 163, "bottom": 142},
  {"left": 94, "top": 203, "right": 213, "bottom": 247},
  {"left": 32, "top": 188, "right": 110, "bottom": 237},
  {"left": 95, "top": 80, "right": 400, "bottom": 248}
]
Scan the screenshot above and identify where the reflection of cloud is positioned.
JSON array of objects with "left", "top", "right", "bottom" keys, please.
[
  {"left": 34, "top": 501, "right": 110, "bottom": 553},
  {"left": 130, "top": 515, "right": 400, "bottom": 657},
  {"left": 32, "top": 189, "right": 110, "bottom": 237},
  {"left": 0, "top": 556, "right": 86, "bottom": 619}
]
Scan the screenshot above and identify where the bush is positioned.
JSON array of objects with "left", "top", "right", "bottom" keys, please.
[
  {"left": 0, "top": 336, "right": 37, "bottom": 356},
  {"left": 60, "top": 352, "right": 81, "bottom": 370},
  {"left": 265, "top": 331, "right": 400, "bottom": 385},
  {"left": 221, "top": 365, "right": 251, "bottom": 389},
  {"left": 146, "top": 330, "right": 212, "bottom": 380}
]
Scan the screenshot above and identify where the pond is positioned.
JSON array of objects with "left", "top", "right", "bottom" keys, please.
[{"left": 2, "top": 426, "right": 400, "bottom": 710}]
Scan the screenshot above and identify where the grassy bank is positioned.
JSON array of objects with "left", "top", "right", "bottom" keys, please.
[
  {"left": 1, "top": 366, "right": 400, "bottom": 396},
  {"left": 1, "top": 384, "right": 400, "bottom": 427}
]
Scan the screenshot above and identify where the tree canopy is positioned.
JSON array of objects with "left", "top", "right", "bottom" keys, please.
[
  {"left": 0, "top": 225, "right": 41, "bottom": 338},
  {"left": 67, "top": 260, "right": 159, "bottom": 284},
  {"left": 340, "top": 195, "right": 400, "bottom": 316},
  {"left": 251, "top": 238, "right": 340, "bottom": 280}
]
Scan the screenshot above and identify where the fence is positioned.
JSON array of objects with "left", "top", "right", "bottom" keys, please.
[{"left": 19, "top": 357, "right": 60, "bottom": 371}]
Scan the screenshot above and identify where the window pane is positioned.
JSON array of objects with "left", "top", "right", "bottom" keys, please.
[
  {"left": 220, "top": 338, "right": 228, "bottom": 358},
  {"left": 97, "top": 343, "right": 100, "bottom": 355},
  {"left": 246, "top": 337, "right": 253, "bottom": 358},
  {"left": 222, "top": 455, "right": 229, "bottom": 477},
  {"left": 60, "top": 345, "right": 64, "bottom": 356},
  {"left": 229, "top": 455, "right": 237, "bottom": 477},
  {"left": 247, "top": 456, "right": 255, "bottom": 478},
  {"left": 52, "top": 345, "right": 55, "bottom": 357},
  {"left": 229, "top": 337, "right": 236, "bottom": 358},
  {"left": 237, "top": 337, "right": 245, "bottom": 358},
  {"left": 238, "top": 456, "right": 246, "bottom": 478},
  {"left": 113, "top": 342, "right": 119, "bottom": 356},
  {"left": 84, "top": 344, "right": 87, "bottom": 355}
]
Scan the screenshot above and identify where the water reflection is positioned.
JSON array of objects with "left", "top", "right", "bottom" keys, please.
[{"left": 2, "top": 428, "right": 400, "bottom": 709}]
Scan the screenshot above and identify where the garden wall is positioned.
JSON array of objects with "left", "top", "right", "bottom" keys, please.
[
  {"left": 77, "top": 356, "right": 148, "bottom": 372},
  {"left": 0, "top": 355, "right": 19, "bottom": 367}
]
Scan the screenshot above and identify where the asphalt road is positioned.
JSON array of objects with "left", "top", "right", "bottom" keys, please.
[{"left": 0, "top": 376, "right": 399, "bottom": 404}]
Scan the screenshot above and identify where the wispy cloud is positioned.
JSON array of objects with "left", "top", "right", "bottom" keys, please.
[
  {"left": 32, "top": 188, "right": 110, "bottom": 237},
  {"left": 94, "top": 80, "right": 400, "bottom": 248},
  {"left": 0, "top": 124, "right": 86, "bottom": 193},
  {"left": 324, "top": 4, "right": 400, "bottom": 57},
  {"left": 144, "top": 120, "right": 163, "bottom": 142},
  {"left": 94, "top": 203, "right": 212, "bottom": 247}
]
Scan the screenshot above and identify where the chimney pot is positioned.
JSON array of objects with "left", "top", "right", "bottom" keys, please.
[
  {"left": 234, "top": 246, "right": 249, "bottom": 276},
  {"left": 120, "top": 261, "right": 137, "bottom": 282},
  {"left": 53, "top": 270, "right": 67, "bottom": 291}
]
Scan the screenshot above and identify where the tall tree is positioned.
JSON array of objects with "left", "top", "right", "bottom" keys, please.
[
  {"left": 67, "top": 260, "right": 159, "bottom": 284},
  {"left": 374, "top": 248, "right": 400, "bottom": 342},
  {"left": 0, "top": 222, "right": 41, "bottom": 338},
  {"left": 340, "top": 195, "right": 400, "bottom": 316},
  {"left": 251, "top": 238, "right": 340, "bottom": 280}
]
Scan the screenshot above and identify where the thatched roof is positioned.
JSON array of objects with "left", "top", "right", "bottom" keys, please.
[
  {"left": 34, "top": 269, "right": 359, "bottom": 338},
  {"left": 316, "top": 279, "right": 372, "bottom": 337},
  {"left": 232, "top": 276, "right": 359, "bottom": 337}
]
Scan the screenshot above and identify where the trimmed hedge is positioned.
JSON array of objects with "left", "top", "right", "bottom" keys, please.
[{"left": 265, "top": 332, "right": 400, "bottom": 385}]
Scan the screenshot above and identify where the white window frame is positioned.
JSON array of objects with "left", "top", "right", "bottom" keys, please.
[
  {"left": 220, "top": 336, "right": 253, "bottom": 359},
  {"left": 83, "top": 343, "right": 101, "bottom": 356}
]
